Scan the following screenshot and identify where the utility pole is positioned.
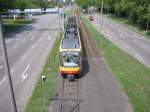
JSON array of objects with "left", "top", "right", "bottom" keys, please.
[
  {"left": 58, "top": 0, "right": 61, "bottom": 39},
  {"left": 0, "top": 15, "right": 18, "bottom": 112},
  {"left": 146, "top": 4, "right": 150, "bottom": 32},
  {"left": 100, "top": 1, "right": 103, "bottom": 50},
  {"left": 88, "top": 3, "right": 89, "bottom": 15}
]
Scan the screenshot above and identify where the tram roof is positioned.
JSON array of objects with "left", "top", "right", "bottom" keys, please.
[{"left": 61, "top": 16, "right": 80, "bottom": 49}]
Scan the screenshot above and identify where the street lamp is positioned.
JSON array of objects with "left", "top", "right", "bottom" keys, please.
[
  {"left": 57, "top": 1, "right": 61, "bottom": 39},
  {"left": 41, "top": 75, "right": 47, "bottom": 108},
  {"left": 100, "top": 1, "right": 103, "bottom": 51}
]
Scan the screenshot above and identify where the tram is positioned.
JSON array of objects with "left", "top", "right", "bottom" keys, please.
[{"left": 59, "top": 16, "right": 82, "bottom": 79}]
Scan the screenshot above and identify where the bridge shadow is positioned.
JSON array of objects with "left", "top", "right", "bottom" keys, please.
[{"left": 3, "top": 18, "right": 38, "bottom": 38}]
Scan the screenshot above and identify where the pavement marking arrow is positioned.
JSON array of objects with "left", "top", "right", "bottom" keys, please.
[
  {"left": 21, "top": 64, "right": 31, "bottom": 82},
  {"left": 21, "top": 73, "right": 28, "bottom": 82}
]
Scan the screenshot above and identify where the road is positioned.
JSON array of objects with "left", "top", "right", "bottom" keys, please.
[
  {"left": 48, "top": 14, "right": 132, "bottom": 112},
  {"left": 0, "top": 14, "right": 58, "bottom": 112},
  {"left": 91, "top": 14, "right": 150, "bottom": 68}
]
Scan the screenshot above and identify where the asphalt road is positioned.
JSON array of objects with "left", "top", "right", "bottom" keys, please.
[
  {"left": 91, "top": 14, "right": 150, "bottom": 68},
  {"left": 0, "top": 14, "right": 58, "bottom": 112}
]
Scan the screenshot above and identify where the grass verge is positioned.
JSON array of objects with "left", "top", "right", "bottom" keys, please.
[
  {"left": 25, "top": 36, "right": 61, "bottom": 112},
  {"left": 82, "top": 16, "right": 150, "bottom": 112},
  {"left": 106, "top": 15, "right": 150, "bottom": 39},
  {"left": 3, "top": 18, "right": 32, "bottom": 35}
]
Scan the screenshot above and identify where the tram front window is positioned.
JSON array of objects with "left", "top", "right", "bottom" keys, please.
[{"left": 61, "top": 51, "right": 80, "bottom": 67}]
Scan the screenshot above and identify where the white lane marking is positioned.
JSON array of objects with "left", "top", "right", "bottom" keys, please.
[
  {"left": 48, "top": 34, "right": 51, "bottom": 39},
  {"left": 124, "top": 44, "right": 144, "bottom": 61},
  {"left": 0, "top": 76, "right": 7, "bottom": 86},
  {"left": 16, "top": 38, "right": 20, "bottom": 41},
  {"left": 48, "top": 37, "right": 52, "bottom": 40},
  {"left": 119, "top": 34, "right": 125, "bottom": 40},
  {"left": 30, "top": 36, "right": 36, "bottom": 41},
  {"left": 0, "top": 66, "right": 4, "bottom": 70},
  {"left": 124, "top": 43, "right": 131, "bottom": 50},
  {"left": 38, "top": 38, "right": 42, "bottom": 42},
  {"left": 11, "top": 44, "right": 18, "bottom": 50},
  {"left": 10, "top": 67, "right": 15, "bottom": 73},
  {"left": 21, "top": 73, "right": 28, "bottom": 82},
  {"left": 16, "top": 34, "right": 20, "bottom": 37},
  {"left": 31, "top": 44, "right": 37, "bottom": 49},
  {"left": 21, "top": 64, "right": 30, "bottom": 82},
  {"left": 30, "top": 37, "right": 34, "bottom": 41},
  {"left": 0, "top": 56, "right": 3, "bottom": 60},
  {"left": 133, "top": 52, "right": 143, "bottom": 61},
  {"left": 6, "top": 39, "right": 12, "bottom": 43},
  {"left": 21, "top": 53, "right": 28, "bottom": 60}
]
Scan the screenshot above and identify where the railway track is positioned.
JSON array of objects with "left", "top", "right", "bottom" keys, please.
[
  {"left": 58, "top": 9, "right": 101, "bottom": 112},
  {"left": 60, "top": 79, "right": 80, "bottom": 112},
  {"left": 75, "top": 9, "right": 101, "bottom": 59},
  {"left": 49, "top": 8, "right": 132, "bottom": 112},
  {"left": 56, "top": 9, "right": 102, "bottom": 112}
]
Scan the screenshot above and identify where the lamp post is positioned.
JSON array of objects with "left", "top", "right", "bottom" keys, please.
[
  {"left": 100, "top": 1, "right": 103, "bottom": 50},
  {"left": 58, "top": 1, "right": 61, "bottom": 39},
  {"left": 41, "top": 75, "right": 47, "bottom": 108},
  {"left": 0, "top": 15, "right": 18, "bottom": 112}
]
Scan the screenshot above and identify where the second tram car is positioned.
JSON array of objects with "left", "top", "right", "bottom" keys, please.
[{"left": 59, "top": 16, "right": 82, "bottom": 79}]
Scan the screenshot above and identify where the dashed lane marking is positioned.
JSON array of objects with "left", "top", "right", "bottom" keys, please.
[
  {"left": 31, "top": 44, "right": 37, "bottom": 49},
  {"left": 133, "top": 52, "right": 144, "bottom": 61},
  {"left": 11, "top": 44, "right": 18, "bottom": 50},
  {"left": 16, "top": 38, "right": 20, "bottom": 41},
  {"left": 21, "top": 53, "right": 28, "bottom": 60},
  {"left": 6, "top": 39, "right": 12, "bottom": 43},
  {"left": 0, "top": 56, "right": 3, "bottom": 60},
  {"left": 10, "top": 68, "right": 15, "bottom": 73},
  {"left": 38, "top": 38, "right": 42, "bottom": 42},
  {"left": 0, "top": 76, "right": 7, "bottom": 86},
  {"left": 48, "top": 37, "right": 52, "bottom": 40},
  {"left": 124, "top": 43, "right": 131, "bottom": 50},
  {"left": 0, "top": 66, "right": 4, "bottom": 70}
]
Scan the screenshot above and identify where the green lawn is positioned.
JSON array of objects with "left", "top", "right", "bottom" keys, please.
[
  {"left": 106, "top": 15, "right": 150, "bottom": 39},
  {"left": 3, "top": 18, "right": 32, "bottom": 35},
  {"left": 82, "top": 16, "right": 150, "bottom": 112},
  {"left": 25, "top": 36, "right": 61, "bottom": 112}
]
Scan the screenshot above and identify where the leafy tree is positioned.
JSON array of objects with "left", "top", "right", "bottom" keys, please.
[{"left": 75, "top": 0, "right": 150, "bottom": 30}]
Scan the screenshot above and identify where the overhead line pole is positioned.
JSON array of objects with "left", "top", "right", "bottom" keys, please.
[
  {"left": 58, "top": 0, "right": 61, "bottom": 39},
  {"left": 100, "top": 1, "right": 103, "bottom": 51},
  {"left": 0, "top": 15, "right": 18, "bottom": 112}
]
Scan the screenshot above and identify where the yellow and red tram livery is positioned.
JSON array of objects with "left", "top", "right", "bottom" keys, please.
[{"left": 59, "top": 16, "right": 82, "bottom": 79}]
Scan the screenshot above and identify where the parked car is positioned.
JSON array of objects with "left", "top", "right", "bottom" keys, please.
[{"left": 88, "top": 16, "right": 94, "bottom": 21}]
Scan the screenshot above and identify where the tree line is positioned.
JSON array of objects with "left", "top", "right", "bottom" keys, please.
[
  {"left": 75, "top": 0, "right": 150, "bottom": 31},
  {"left": 0, "top": 0, "right": 58, "bottom": 12}
]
